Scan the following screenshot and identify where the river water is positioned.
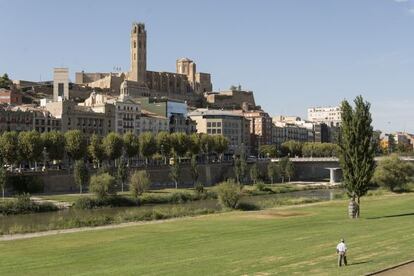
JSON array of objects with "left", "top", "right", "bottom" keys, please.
[{"left": 0, "top": 189, "right": 341, "bottom": 234}]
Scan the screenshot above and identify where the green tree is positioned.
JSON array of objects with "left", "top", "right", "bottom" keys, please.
[
  {"left": 117, "top": 160, "right": 128, "bottom": 192},
  {"left": 129, "top": 170, "right": 151, "bottom": 200},
  {"left": 250, "top": 163, "right": 259, "bottom": 184},
  {"left": 89, "top": 172, "right": 116, "bottom": 199},
  {"left": 73, "top": 159, "right": 89, "bottom": 194},
  {"left": 156, "top": 131, "right": 172, "bottom": 164},
  {"left": 285, "top": 161, "right": 295, "bottom": 182},
  {"left": 200, "top": 134, "right": 214, "bottom": 163},
  {"left": 234, "top": 153, "right": 247, "bottom": 185},
  {"left": 0, "top": 73, "right": 12, "bottom": 89},
  {"left": 281, "top": 140, "right": 303, "bottom": 157},
  {"left": 188, "top": 133, "right": 201, "bottom": 156},
  {"left": 213, "top": 135, "right": 229, "bottom": 162},
  {"left": 0, "top": 131, "right": 19, "bottom": 168},
  {"left": 372, "top": 154, "right": 414, "bottom": 192},
  {"left": 123, "top": 132, "right": 139, "bottom": 164},
  {"left": 169, "top": 155, "right": 181, "bottom": 189},
  {"left": 18, "top": 131, "right": 43, "bottom": 169},
  {"left": 65, "top": 130, "right": 87, "bottom": 161},
  {"left": 259, "top": 144, "right": 278, "bottom": 158},
  {"left": 190, "top": 155, "right": 199, "bottom": 186},
  {"left": 139, "top": 132, "right": 157, "bottom": 164},
  {"left": 0, "top": 166, "right": 7, "bottom": 200},
  {"left": 170, "top": 132, "right": 189, "bottom": 158},
  {"left": 88, "top": 134, "right": 105, "bottom": 168},
  {"left": 216, "top": 180, "right": 241, "bottom": 209},
  {"left": 102, "top": 132, "right": 124, "bottom": 164},
  {"left": 41, "top": 131, "right": 65, "bottom": 161},
  {"left": 339, "top": 96, "right": 376, "bottom": 218},
  {"left": 267, "top": 162, "right": 280, "bottom": 184},
  {"left": 279, "top": 157, "right": 293, "bottom": 183}
]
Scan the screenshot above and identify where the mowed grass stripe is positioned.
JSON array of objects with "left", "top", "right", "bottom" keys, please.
[{"left": 1, "top": 194, "right": 414, "bottom": 275}]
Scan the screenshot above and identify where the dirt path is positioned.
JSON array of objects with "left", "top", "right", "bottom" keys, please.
[
  {"left": 0, "top": 215, "right": 203, "bottom": 242},
  {"left": 367, "top": 260, "right": 414, "bottom": 276},
  {"left": 30, "top": 197, "right": 72, "bottom": 209}
]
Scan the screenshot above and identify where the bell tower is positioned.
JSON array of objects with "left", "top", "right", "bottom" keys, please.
[{"left": 130, "top": 22, "right": 147, "bottom": 84}]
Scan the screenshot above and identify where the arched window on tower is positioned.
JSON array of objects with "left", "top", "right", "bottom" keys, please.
[
  {"left": 139, "top": 41, "right": 142, "bottom": 49},
  {"left": 134, "top": 41, "right": 136, "bottom": 48}
]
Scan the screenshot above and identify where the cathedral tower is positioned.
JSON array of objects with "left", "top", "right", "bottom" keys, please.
[{"left": 130, "top": 22, "right": 147, "bottom": 84}]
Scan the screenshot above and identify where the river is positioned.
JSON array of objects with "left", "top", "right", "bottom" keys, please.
[{"left": 0, "top": 189, "right": 341, "bottom": 234}]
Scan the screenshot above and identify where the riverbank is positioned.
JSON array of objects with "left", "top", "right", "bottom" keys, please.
[{"left": 0, "top": 186, "right": 340, "bottom": 235}]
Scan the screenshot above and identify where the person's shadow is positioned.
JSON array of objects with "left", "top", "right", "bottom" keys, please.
[
  {"left": 348, "top": 260, "right": 371, "bottom": 266},
  {"left": 367, "top": 213, "right": 414, "bottom": 219}
]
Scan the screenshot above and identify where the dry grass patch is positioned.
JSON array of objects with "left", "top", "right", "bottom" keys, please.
[{"left": 241, "top": 210, "right": 312, "bottom": 220}]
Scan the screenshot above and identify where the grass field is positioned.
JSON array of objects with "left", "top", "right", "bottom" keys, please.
[{"left": 1, "top": 193, "right": 414, "bottom": 275}]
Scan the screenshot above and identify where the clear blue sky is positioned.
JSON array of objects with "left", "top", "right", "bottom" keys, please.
[{"left": 1, "top": 0, "right": 414, "bottom": 133}]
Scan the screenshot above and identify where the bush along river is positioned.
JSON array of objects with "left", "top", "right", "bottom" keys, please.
[{"left": 0, "top": 189, "right": 342, "bottom": 235}]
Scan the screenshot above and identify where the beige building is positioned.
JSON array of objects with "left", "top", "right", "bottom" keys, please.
[
  {"left": 0, "top": 105, "right": 60, "bottom": 133},
  {"left": 204, "top": 87, "right": 256, "bottom": 110},
  {"left": 75, "top": 22, "right": 213, "bottom": 103},
  {"left": 232, "top": 109, "right": 272, "bottom": 155},
  {"left": 81, "top": 89, "right": 141, "bottom": 135},
  {"left": 188, "top": 109, "right": 250, "bottom": 155},
  {"left": 46, "top": 100, "right": 115, "bottom": 136},
  {"left": 53, "top": 68, "right": 69, "bottom": 101}
]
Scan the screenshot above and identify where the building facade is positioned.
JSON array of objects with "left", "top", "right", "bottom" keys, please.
[
  {"left": 46, "top": 100, "right": 115, "bottom": 136},
  {"left": 53, "top": 68, "right": 69, "bottom": 101},
  {"left": 81, "top": 91, "right": 141, "bottom": 135},
  {"left": 188, "top": 109, "right": 250, "bottom": 155},
  {"left": 234, "top": 110, "right": 272, "bottom": 155},
  {"left": 140, "top": 110, "right": 169, "bottom": 134},
  {"left": 0, "top": 88, "right": 22, "bottom": 105},
  {"left": 137, "top": 97, "right": 195, "bottom": 134},
  {"left": 0, "top": 106, "right": 60, "bottom": 133},
  {"left": 307, "top": 106, "right": 341, "bottom": 127}
]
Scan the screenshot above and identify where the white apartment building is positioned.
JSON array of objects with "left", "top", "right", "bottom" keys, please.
[{"left": 307, "top": 106, "right": 341, "bottom": 127}]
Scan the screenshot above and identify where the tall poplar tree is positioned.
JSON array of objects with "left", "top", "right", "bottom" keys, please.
[{"left": 339, "top": 96, "right": 375, "bottom": 218}]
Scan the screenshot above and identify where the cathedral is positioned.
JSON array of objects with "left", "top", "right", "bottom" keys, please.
[{"left": 75, "top": 22, "right": 212, "bottom": 103}]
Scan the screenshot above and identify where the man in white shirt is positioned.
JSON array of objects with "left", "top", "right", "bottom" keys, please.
[{"left": 336, "top": 239, "right": 347, "bottom": 266}]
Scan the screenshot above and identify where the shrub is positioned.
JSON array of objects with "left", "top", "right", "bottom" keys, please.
[
  {"left": 73, "top": 196, "right": 136, "bottom": 209},
  {"left": 255, "top": 181, "right": 266, "bottom": 192},
  {"left": 372, "top": 154, "right": 414, "bottom": 192},
  {"left": 0, "top": 193, "right": 58, "bottom": 215},
  {"left": 89, "top": 173, "right": 117, "bottom": 199},
  {"left": 129, "top": 170, "right": 151, "bottom": 199},
  {"left": 170, "top": 192, "right": 194, "bottom": 203},
  {"left": 216, "top": 181, "right": 241, "bottom": 209},
  {"left": 194, "top": 182, "right": 205, "bottom": 197}
]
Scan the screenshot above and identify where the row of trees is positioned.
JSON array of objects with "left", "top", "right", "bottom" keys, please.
[
  {"left": 0, "top": 130, "right": 230, "bottom": 169},
  {"left": 259, "top": 142, "right": 340, "bottom": 158},
  {"left": 233, "top": 150, "right": 295, "bottom": 185}
]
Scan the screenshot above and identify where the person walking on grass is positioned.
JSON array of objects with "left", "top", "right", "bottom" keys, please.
[{"left": 336, "top": 238, "right": 348, "bottom": 267}]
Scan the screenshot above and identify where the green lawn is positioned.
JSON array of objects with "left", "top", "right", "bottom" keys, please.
[{"left": 1, "top": 193, "right": 414, "bottom": 275}]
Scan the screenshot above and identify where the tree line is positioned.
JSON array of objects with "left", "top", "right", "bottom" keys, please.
[
  {"left": 0, "top": 130, "right": 229, "bottom": 169},
  {"left": 259, "top": 142, "right": 340, "bottom": 158}
]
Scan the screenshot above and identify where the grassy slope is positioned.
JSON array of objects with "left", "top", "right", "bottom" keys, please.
[{"left": 1, "top": 194, "right": 414, "bottom": 275}]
